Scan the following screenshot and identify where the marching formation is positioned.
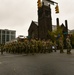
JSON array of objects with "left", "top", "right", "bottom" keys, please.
[
  {"left": 3, "top": 39, "right": 55, "bottom": 55},
  {"left": 0, "top": 35, "right": 72, "bottom": 55}
]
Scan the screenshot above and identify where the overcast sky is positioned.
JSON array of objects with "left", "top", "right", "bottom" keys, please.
[{"left": 0, "top": 0, "right": 74, "bottom": 37}]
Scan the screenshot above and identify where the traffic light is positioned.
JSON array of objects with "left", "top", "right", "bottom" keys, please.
[
  {"left": 55, "top": 4, "right": 59, "bottom": 13},
  {"left": 37, "top": 0, "right": 42, "bottom": 8}
]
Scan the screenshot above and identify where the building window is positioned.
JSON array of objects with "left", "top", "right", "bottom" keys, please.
[
  {"left": 2, "top": 35, "right": 5, "bottom": 44},
  {"left": 2, "top": 30, "right": 5, "bottom": 35}
]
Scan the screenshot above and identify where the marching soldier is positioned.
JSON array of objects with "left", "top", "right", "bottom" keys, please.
[
  {"left": 50, "top": 40, "right": 53, "bottom": 52},
  {"left": 66, "top": 35, "right": 72, "bottom": 54},
  {"left": 0, "top": 44, "right": 4, "bottom": 55},
  {"left": 46, "top": 40, "right": 50, "bottom": 53},
  {"left": 53, "top": 41, "right": 57, "bottom": 52},
  {"left": 25, "top": 39, "right": 30, "bottom": 54},
  {"left": 42, "top": 39, "right": 46, "bottom": 53},
  {"left": 59, "top": 37, "right": 64, "bottom": 53},
  {"left": 46, "top": 40, "right": 51, "bottom": 53},
  {"left": 38, "top": 39, "right": 42, "bottom": 53},
  {"left": 30, "top": 39, "right": 35, "bottom": 55},
  {"left": 35, "top": 38, "right": 39, "bottom": 53}
]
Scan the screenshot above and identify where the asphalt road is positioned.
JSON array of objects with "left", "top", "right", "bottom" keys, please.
[{"left": 0, "top": 50, "right": 74, "bottom": 75}]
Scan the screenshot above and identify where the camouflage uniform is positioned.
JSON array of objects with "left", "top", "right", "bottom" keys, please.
[
  {"left": 38, "top": 39, "right": 42, "bottom": 53},
  {"left": 42, "top": 40, "right": 46, "bottom": 53},
  {"left": 66, "top": 36, "right": 72, "bottom": 54},
  {"left": 29, "top": 39, "right": 35, "bottom": 55},
  {"left": 35, "top": 40, "right": 39, "bottom": 53},
  {"left": 0, "top": 44, "right": 4, "bottom": 55},
  {"left": 46, "top": 40, "right": 51, "bottom": 53},
  {"left": 59, "top": 37, "right": 64, "bottom": 53},
  {"left": 53, "top": 41, "right": 57, "bottom": 52},
  {"left": 25, "top": 40, "right": 30, "bottom": 54},
  {"left": 49, "top": 40, "right": 53, "bottom": 52}
]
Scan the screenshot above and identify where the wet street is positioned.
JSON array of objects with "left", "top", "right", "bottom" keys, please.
[{"left": 0, "top": 50, "right": 74, "bottom": 75}]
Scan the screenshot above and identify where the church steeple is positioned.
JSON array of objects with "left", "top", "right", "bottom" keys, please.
[{"left": 37, "top": 0, "right": 52, "bottom": 40}]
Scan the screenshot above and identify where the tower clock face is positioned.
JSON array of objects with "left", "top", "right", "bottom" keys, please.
[{"left": 42, "top": 0, "right": 49, "bottom": 6}]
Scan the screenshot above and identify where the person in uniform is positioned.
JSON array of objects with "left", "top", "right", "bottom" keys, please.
[
  {"left": 46, "top": 40, "right": 50, "bottom": 53},
  {"left": 25, "top": 39, "right": 30, "bottom": 55},
  {"left": 29, "top": 39, "right": 35, "bottom": 55},
  {"left": 42, "top": 39, "right": 46, "bottom": 53},
  {"left": 59, "top": 37, "right": 64, "bottom": 53},
  {"left": 50, "top": 40, "right": 53, "bottom": 52},
  {"left": 53, "top": 41, "right": 57, "bottom": 52},
  {"left": 0, "top": 44, "right": 4, "bottom": 55},
  {"left": 38, "top": 39, "right": 42, "bottom": 53},
  {"left": 35, "top": 38, "right": 39, "bottom": 53},
  {"left": 66, "top": 35, "right": 72, "bottom": 54}
]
